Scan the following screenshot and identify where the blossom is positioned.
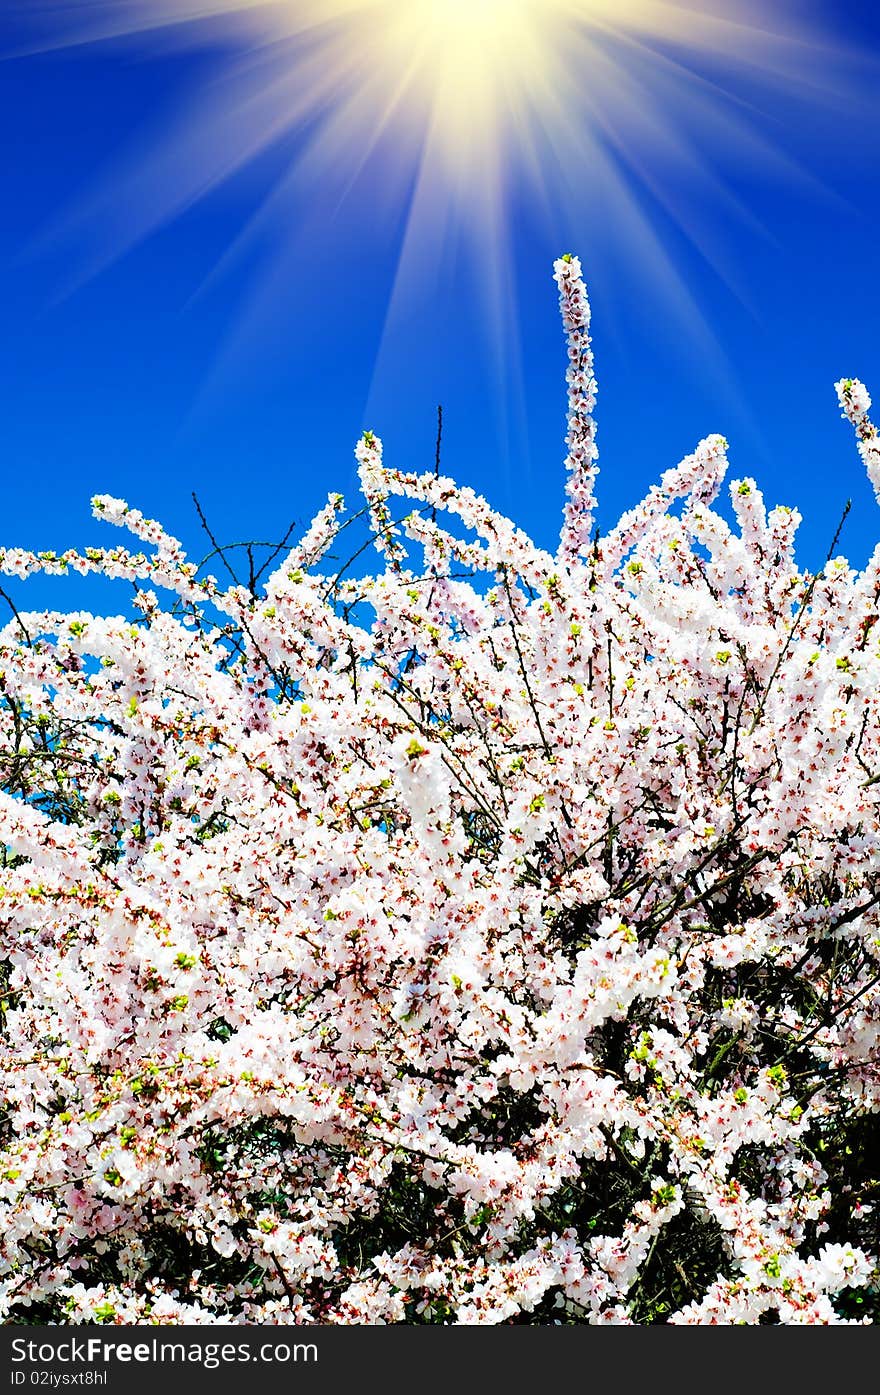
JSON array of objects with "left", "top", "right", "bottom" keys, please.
[{"left": 0, "top": 256, "right": 876, "bottom": 1324}]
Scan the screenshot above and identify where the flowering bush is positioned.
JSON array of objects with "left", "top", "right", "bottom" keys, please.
[{"left": 0, "top": 256, "right": 878, "bottom": 1326}]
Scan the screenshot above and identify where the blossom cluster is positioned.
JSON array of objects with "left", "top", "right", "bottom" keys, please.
[{"left": 0, "top": 257, "right": 877, "bottom": 1324}]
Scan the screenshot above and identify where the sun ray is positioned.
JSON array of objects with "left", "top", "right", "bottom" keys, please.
[
  {"left": 9, "top": 1, "right": 864, "bottom": 431},
  {"left": 13, "top": 2, "right": 847, "bottom": 245}
]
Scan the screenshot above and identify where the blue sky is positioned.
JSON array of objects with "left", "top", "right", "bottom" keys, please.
[{"left": 2, "top": 2, "right": 880, "bottom": 614}]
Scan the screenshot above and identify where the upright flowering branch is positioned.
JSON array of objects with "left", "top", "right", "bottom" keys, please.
[
  {"left": 554, "top": 253, "right": 599, "bottom": 565},
  {"left": 355, "top": 429, "right": 407, "bottom": 570},
  {"left": 836, "top": 377, "right": 880, "bottom": 506}
]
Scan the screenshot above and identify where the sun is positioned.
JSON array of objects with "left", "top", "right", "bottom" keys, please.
[{"left": 191, "top": 1, "right": 790, "bottom": 188}]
